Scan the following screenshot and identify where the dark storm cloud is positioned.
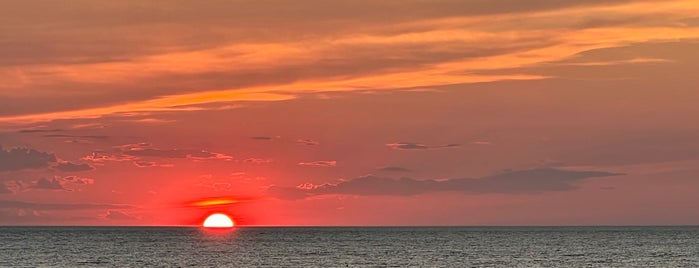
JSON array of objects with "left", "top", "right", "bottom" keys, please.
[
  {"left": 386, "top": 142, "right": 460, "bottom": 150},
  {"left": 52, "top": 162, "right": 95, "bottom": 172},
  {"left": 0, "top": 200, "right": 133, "bottom": 210},
  {"left": 268, "top": 168, "right": 622, "bottom": 199},
  {"left": 0, "top": 146, "right": 57, "bottom": 172}
]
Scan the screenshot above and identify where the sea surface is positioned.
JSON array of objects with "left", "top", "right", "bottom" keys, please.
[{"left": 1, "top": 226, "right": 698, "bottom": 267}]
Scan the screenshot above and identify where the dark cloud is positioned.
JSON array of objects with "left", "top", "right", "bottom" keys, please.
[
  {"left": 386, "top": 142, "right": 460, "bottom": 150},
  {"left": 0, "top": 146, "right": 57, "bottom": 172},
  {"left": 32, "top": 176, "right": 94, "bottom": 191},
  {"left": 377, "top": 166, "right": 412, "bottom": 172},
  {"left": 268, "top": 168, "right": 622, "bottom": 199},
  {"left": 52, "top": 161, "right": 95, "bottom": 172},
  {"left": 251, "top": 136, "right": 274, "bottom": 140},
  {"left": 0, "top": 200, "right": 133, "bottom": 210},
  {"left": 33, "top": 178, "right": 66, "bottom": 190},
  {"left": 298, "top": 161, "right": 337, "bottom": 167}
]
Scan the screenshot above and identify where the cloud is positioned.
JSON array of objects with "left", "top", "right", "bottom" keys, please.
[
  {"left": 386, "top": 142, "right": 460, "bottom": 150},
  {"left": 377, "top": 166, "right": 412, "bottom": 172},
  {"left": 43, "top": 134, "right": 109, "bottom": 140},
  {"left": 251, "top": 136, "right": 274, "bottom": 140},
  {"left": 132, "top": 161, "right": 173, "bottom": 168},
  {"left": 268, "top": 168, "right": 622, "bottom": 199},
  {"left": 298, "top": 161, "right": 337, "bottom": 167},
  {"left": 32, "top": 176, "right": 95, "bottom": 191},
  {"left": 18, "top": 128, "right": 63, "bottom": 133},
  {"left": 244, "top": 158, "right": 274, "bottom": 164},
  {"left": 33, "top": 178, "right": 66, "bottom": 190},
  {"left": 0, "top": 146, "right": 57, "bottom": 172},
  {"left": 123, "top": 147, "right": 232, "bottom": 160},
  {"left": 121, "top": 118, "right": 175, "bottom": 124},
  {"left": 52, "top": 161, "right": 95, "bottom": 172},
  {"left": 82, "top": 151, "right": 136, "bottom": 163},
  {"left": 0, "top": 200, "right": 133, "bottom": 210},
  {"left": 296, "top": 139, "right": 319, "bottom": 145},
  {"left": 2, "top": 0, "right": 699, "bottom": 123}
]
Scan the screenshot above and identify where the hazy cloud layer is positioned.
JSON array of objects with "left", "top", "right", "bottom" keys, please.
[
  {"left": 269, "top": 168, "right": 622, "bottom": 199},
  {"left": 0, "top": 146, "right": 57, "bottom": 172}
]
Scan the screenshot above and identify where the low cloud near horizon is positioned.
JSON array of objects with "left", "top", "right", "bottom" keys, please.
[{"left": 268, "top": 168, "right": 622, "bottom": 199}]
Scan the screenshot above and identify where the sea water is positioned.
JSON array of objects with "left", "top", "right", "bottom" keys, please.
[{"left": 1, "top": 226, "right": 698, "bottom": 267}]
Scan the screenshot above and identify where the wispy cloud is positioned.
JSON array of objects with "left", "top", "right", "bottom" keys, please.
[
  {"left": 298, "top": 161, "right": 338, "bottom": 167},
  {"left": 386, "top": 142, "right": 460, "bottom": 150},
  {"left": 296, "top": 139, "right": 320, "bottom": 146},
  {"left": 4, "top": 1, "right": 696, "bottom": 123}
]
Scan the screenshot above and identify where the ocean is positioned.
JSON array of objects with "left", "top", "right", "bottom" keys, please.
[{"left": 1, "top": 226, "right": 697, "bottom": 267}]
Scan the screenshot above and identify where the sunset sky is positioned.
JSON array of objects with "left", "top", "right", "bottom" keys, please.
[{"left": 1, "top": 0, "right": 699, "bottom": 226}]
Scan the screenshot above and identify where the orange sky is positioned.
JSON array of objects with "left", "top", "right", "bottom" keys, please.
[{"left": 1, "top": 0, "right": 699, "bottom": 226}]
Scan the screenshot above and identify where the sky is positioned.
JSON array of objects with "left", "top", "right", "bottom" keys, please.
[{"left": 1, "top": 0, "right": 699, "bottom": 226}]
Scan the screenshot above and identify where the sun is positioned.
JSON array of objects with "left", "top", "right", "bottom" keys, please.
[{"left": 203, "top": 213, "right": 235, "bottom": 228}]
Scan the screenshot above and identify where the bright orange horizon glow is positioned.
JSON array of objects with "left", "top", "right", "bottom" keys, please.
[{"left": 202, "top": 213, "right": 235, "bottom": 228}]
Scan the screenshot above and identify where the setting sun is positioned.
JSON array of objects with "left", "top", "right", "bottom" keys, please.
[{"left": 202, "top": 213, "right": 234, "bottom": 228}]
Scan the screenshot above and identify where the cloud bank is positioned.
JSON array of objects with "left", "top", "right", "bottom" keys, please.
[{"left": 269, "top": 168, "right": 622, "bottom": 199}]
